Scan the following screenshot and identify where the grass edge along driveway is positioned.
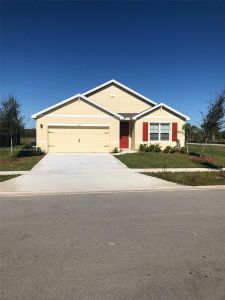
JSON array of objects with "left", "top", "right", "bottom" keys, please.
[
  {"left": 143, "top": 171, "right": 225, "bottom": 186},
  {"left": 0, "top": 175, "right": 21, "bottom": 182}
]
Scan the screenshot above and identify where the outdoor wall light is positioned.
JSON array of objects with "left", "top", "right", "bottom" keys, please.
[{"left": 40, "top": 124, "right": 43, "bottom": 129}]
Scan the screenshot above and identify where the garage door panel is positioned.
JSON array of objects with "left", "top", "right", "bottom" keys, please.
[{"left": 48, "top": 126, "right": 110, "bottom": 153}]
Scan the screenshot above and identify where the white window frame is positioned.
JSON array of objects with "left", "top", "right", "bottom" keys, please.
[
  {"left": 149, "top": 123, "right": 160, "bottom": 141},
  {"left": 149, "top": 123, "right": 171, "bottom": 142}
]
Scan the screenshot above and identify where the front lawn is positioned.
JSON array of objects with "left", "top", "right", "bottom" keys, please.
[
  {"left": 115, "top": 145, "right": 225, "bottom": 169},
  {"left": 0, "top": 145, "right": 44, "bottom": 171},
  {"left": 0, "top": 155, "right": 44, "bottom": 171},
  {"left": 188, "top": 144, "right": 225, "bottom": 166},
  {"left": 0, "top": 175, "right": 20, "bottom": 182},
  {"left": 144, "top": 172, "right": 225, "bottom": 186}
]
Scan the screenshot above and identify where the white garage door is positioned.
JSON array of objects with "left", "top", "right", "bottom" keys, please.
[{"left": 48, "top": 126, "right": 110, "bottom": 153}]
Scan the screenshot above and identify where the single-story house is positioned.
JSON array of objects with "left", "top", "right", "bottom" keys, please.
[{"left": 32, "top": 79, "right": 190, "bottom": 153}]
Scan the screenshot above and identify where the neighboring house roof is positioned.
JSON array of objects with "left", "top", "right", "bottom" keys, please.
[
  {"left": 83, "top": 79, "right": 157, "bottom": 106},
  {"left": 132, "top": 103, "right": 190, "bottom": 121},
  {"left": 31, "top": 94, "right": 123, "bottom": 120}
]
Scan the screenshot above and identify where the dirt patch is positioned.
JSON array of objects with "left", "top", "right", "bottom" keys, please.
[
  {"left": 0, "top": 157, "right": 25, "bottom": 164},
  {"left": 217, "top": 172, "right": 225, "bottom": 178},
  {"left": 189, "top": 155, "right": 215, "bottom": 163}
]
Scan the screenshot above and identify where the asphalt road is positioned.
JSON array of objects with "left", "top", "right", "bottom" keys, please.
[{"left": 0, "top": 189, "right": 225, "bottom": 300}]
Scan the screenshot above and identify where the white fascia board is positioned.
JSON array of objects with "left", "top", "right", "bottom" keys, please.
[
  {"left": 31, "top": 93, "right": 81, "bottom": 119},
  {"left": 160, "top": 103, "right": 190, "bottom": 120},
  {"left": 133, "top": 103, "right": 190, "bottom": 121},
  {"left": 83, "top": 79, "right": 157, "bottom": 106},
  {"left": 47, "top": 114, "right": 111, "bottom": 118},
  {"left": 83, "top": 79, "right": 114, "bottom": 95},
  {"left": 47, "top": 123, "right": 110, "bottom": 127},
  {"left": 31, "top": 93, "right": 124, "bottom": 120}
]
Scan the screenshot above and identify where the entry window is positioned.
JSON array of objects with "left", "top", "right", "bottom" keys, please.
[
  {"left": 150, "top": 124, "right": 159, "bottom": 140},
  {"left": 149, "top": 123, "right": 170, "bottom": 141},
  {"left": 160, "top": 123, "right": 170, "bottom": 141}
]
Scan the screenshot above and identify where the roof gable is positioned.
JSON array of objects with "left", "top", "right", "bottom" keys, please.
[
  {"left": 31, "top": 80, "right": 190, "bottom": 121},
  {"left": 83, "top": 79, "right": 157, "bottom": 106},
  {"left": 32, "top": 94, "right": 123, "bottom": 120},
  {"left": 133, "top": 103, "right": 190, "bottom": 121}
]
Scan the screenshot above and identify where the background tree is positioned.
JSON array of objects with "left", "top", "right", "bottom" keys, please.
[
  {"left": 182, "top": 123, "right": 203, "bottom": 154},
  {"left": 220, "top": 130, "right": 225, "bottom": 140},
  {"left": 189, "top": 125, "right": 203, "bottom": 143},
  {"left": 201, "top": 88, "right": 225, "bottom": 154},
  {"left": 0, "top": 95, "right": 25, "bottom": 154}
]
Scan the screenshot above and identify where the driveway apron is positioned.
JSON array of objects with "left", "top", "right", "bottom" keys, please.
[{"left": 0, "top": 153, "right": 180, "bottom": 193}]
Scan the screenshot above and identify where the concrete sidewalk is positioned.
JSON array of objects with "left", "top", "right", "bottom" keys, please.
[
  {"left": 133, "top": 167, "right": 225, "bottom": 173},
  {"left": 0, "top": 167, "right": 224, "bottom": 176}
]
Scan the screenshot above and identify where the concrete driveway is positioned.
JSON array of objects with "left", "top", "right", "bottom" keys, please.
[{"left": 0, "top": 153, "right": 180, "bottom": 194}]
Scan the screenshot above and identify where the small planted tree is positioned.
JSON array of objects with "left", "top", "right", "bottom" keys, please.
[
  {"left": 0, "top": 95, "right": 25, "bottom": 155},
  {"left": 182, "top": 123, "right": 191, "bottom": 154},
  {"left": 201, "top": 88, "right": 225, "bottom": 155}
]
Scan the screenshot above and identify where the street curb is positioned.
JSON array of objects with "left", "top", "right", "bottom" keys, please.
[
  {"left": 0, "top": 171, "right": 30, "bottom": 175},
  {"left": 0, "top": 185, "right": 225, "bottom": 198}
]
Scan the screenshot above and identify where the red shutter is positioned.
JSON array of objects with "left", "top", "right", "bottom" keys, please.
[
  {"left": 143, "top": 122, "right": 148, "bottom": 141},
  {"left": 172, "top": 123, "right": 178, "bottom": 141}
]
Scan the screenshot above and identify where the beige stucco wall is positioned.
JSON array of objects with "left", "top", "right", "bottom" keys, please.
[
  {"left": 134, "top": 107, "right": 186, "bottom": 150},
  {"left": 36, "top": 98, "right": 120, "bottom": 152},
  {"left": 87, "top": 84, "right": 153, "bottom": 113}
]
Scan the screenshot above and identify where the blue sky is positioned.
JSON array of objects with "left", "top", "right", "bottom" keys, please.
[{"left": 1, "top": 1, "right": 225, "bottom": 128}]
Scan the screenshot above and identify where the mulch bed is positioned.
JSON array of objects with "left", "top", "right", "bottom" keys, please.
[{"left": 189, "top": 155, "right": 215, "bottom": 162}]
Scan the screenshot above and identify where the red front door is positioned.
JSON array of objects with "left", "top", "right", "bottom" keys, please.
[{"left": 120, "top": 122, "right": 129, "bottom": 149}]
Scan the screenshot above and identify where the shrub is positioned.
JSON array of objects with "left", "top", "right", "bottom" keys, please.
[
  {"left": 145, "top": 144, "right": 154, "bottom": 152},
  {"left": 139, "top": 144, "right": 148, "bottom": 152},
  {"left": 22, "top": 144, "right": 33, "bottom": 150},
  {"left": 179, "top": 147, "right": 185, "bottom": 154},
  {"left": 163, "top": 146, "right": 172, "bottom": 153},
  {"left": 112, "top": 147, "right": 119, "bottom": 153},
  {"left": 154, "top": 144, "right": 162, "bottom": 152},
  {"left": 17, "top": 145, "right": 44, "bottom": 157},
  {"left": 139, "top": 143, "right": 162, "bottom": 152},
  {"left": 170, "top": 147, "right": 176, "bottom": 153}
]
